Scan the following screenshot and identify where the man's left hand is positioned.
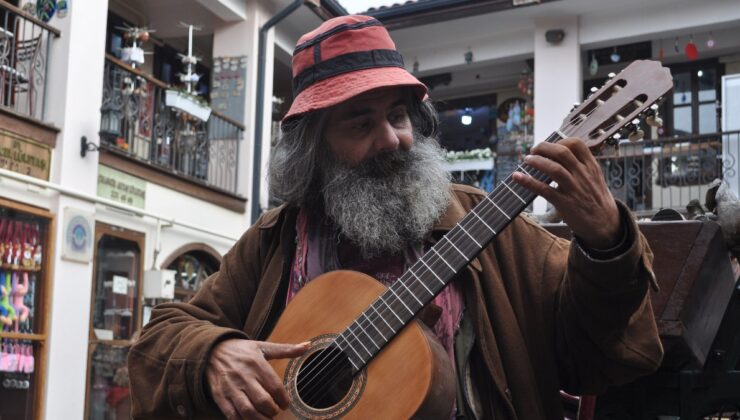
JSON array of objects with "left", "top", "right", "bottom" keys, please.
[{"left": 511, "top": 137, "right": 621, "bottom": 250}]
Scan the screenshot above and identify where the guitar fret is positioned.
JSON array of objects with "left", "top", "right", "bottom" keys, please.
[
  {"left": 338, "top": 334, "right": 366, "bottom": 366},
  {"left": 485, "top": 195, "right": 511, "bottom": 220},
  {"left": 361, "top": 312, "right": 387, "bottom": 342},
  {"left": 378, "top": 294, "right": 404, "bottom": 323},
  {"left": 471, "top": 209, "right": 496, "bottom": 234},
  {"left": 503, "top": 182, "right": 526, "bottom": 204},
  {"left": 431, "top": 247, "right": 455, "bottom": 273},
  {"left": 407, "top": 268, "right": 434, "bottom": 296},
  {"left": 347, "top": 324, "right": 375, "bottom": 355},
  {"left": 419, "top": 257, "right": 445, "bottom": 286},
  {"left": 457, "top": 223, "right": 481, "bottom": 247},
  {"left": 517, "top": 164, "right": 534, "bottom": 177},
  {"left": 397, "top": 278, "right": 423, "bottom": 306},
  {"left": 388, "top": 286, "right": 414, "bottom": 315},
  {"left": 443, "top": 236, "right": 468, "bottom": 260},
  {"left": 368, "top": 303, "right": 396, "bottom": 335}
]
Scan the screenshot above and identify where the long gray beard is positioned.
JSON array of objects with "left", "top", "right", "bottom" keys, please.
[{"left": 321, "top": 135, "right": 451, "bottom": 258}]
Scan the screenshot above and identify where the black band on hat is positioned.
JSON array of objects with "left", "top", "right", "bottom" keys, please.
[
  {"left": 294, "top": 19, "right": 383, "bottom": 54},
  {"left": 292, "top": 49, "right": 405, "bottom": 96}
]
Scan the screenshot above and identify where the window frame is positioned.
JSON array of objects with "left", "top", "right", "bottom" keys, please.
[{"left": 664, "top": 59, "right": 724, "bottom": 136}]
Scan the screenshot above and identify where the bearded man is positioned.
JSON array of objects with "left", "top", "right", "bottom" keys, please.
[{"left": 128, "top": 15, "right": 662, "bottom": 420}]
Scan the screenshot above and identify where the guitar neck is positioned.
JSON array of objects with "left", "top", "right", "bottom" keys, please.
[{"left": 337, "top": 131, "right": 562, "bottom": 373}]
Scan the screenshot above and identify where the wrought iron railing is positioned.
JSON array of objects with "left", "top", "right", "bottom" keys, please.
[
  {"left": 0, "top": 2, "right": 60, "bottom": 120},
  {"left": 599, "top": 131, "right": 740, "bottom": 214},
  {"left": 100, "top": 56, "right": 244, "bottom": 195}
]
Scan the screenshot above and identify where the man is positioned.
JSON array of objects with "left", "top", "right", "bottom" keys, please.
[{"left": 128, "top": 15, "right": 662, "bottom": 419}]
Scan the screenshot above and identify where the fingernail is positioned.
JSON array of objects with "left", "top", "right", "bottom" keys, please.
[
  {"left": 299, "top": 341, "right": 311, "bottom": 347},
  {"left": 524, "top": 154, "right": 532, "bottom": 161}
]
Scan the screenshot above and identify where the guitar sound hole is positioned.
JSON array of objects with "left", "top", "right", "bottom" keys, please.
[{"left": 296, "top": 345, "right": 354, "bottom": 409}]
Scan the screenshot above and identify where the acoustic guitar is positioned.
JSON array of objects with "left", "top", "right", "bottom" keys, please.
[{"left": 268, "top": 60, "right": 674, "bottom": 419}]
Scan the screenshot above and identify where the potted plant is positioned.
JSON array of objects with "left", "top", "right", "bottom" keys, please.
[{"left": 164, "top": 89, "right": 212, "bottom": 122}]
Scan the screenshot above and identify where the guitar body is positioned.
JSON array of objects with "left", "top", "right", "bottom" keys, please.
[{"left": 267, "top": 270, "right": 455, "bottom": 419}]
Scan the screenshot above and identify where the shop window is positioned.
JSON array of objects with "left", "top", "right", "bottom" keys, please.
[
  {"left": 162, "top": 247, "right": 220, "bottom": 303},
  {"left": 0, "top": 198, "right": 53, "bottom": 420},
  {"left": 86, "top": 224, "right": 144, "bottom": 420},
  {"left": 664, "top": 60, "right": 723, "bottom": 137}
]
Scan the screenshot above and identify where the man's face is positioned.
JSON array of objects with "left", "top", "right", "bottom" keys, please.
[
  {"left": 323, "top": 87, "right": 414, "bottom": 166},
  {"left": 316, "top": 90, "right": 451, "bottom": 258}
]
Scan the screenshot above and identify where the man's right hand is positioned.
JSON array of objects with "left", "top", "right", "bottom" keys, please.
[{"left": 206, "top": 338, "right": 310, "bottom": 419}]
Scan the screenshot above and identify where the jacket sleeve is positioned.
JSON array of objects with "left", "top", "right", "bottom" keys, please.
[
  {"left": 551, "top": 201, "right": 664, "bottom": 394},
  {"left": 127, "top": 220, "right": 266, "bottom": 418}
]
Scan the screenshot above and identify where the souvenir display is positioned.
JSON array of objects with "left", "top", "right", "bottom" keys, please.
[{"left": 0, "top": 205, "right": 48, "bottom": 420}]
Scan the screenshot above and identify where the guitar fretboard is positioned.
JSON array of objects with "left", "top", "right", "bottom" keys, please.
[{"left": 336, "top": 131, "right": 562, "bottom": 372}]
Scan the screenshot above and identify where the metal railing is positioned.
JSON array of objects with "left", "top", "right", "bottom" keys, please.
[
  {"left": 599, "top": 131, "right": 740, "bottom": 214},
  {"left": 0, "top": 1, "right": 60, "bottom": 120},
  {"left": 100, "top": 56, "right": 244, "bottom": 195}
]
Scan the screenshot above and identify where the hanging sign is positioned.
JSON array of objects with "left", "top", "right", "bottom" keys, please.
[
  {"left": 97, "top": 165, "right": 147, "bottom": 209},
  {"left": 0, "top": 130, "right": 51, "bottom": 181}
]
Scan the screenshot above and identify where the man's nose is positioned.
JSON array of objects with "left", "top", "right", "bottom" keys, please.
[{"left": 373, "top": 121, "right": 400, "bottom": 154}]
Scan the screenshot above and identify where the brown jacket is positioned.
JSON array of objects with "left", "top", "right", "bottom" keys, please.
[{"left": 128, "top": 184, "right": 663, "bottom": 419}]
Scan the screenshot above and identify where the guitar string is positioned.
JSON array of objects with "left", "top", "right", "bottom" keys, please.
[
  {"left": 295, "top": 137, "right": 561, "bottom": 403},
  {"left": 297, "top": 161, "right": 553, "bottom": 406},
  {"left": 295, "top": 94, "right": 616, "bottom": 389},
  {"left": 295, "top": 90, "right": 629, "bottom": 401},
  {"left": 294, "top": 97, "right": 616, "bottom": 401},
  {"left": 296, "top": 92, "right": 630, "bottom": 402}
]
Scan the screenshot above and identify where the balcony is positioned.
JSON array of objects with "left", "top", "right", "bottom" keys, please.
[
  {"left": 99, "top": 56, "right": 244, "bottom": 203},
  {"left": 599, "top": 131, "right": 740, "bottom": 215},
  {"left": 0, "top": 2, "right": 59, "bottom": 122}
]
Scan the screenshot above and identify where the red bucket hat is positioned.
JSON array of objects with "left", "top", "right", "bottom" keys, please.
[{"left": 283, "top": 15, "right": 427, "bottom": 121}]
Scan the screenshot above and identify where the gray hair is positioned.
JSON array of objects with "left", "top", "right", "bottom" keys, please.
[{"left": 268, "top": 91, "right": 440, "bottom": 208}]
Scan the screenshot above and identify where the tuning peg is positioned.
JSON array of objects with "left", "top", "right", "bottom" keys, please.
[
  {"left": 590, "top": 86, "right": 599, "bottom": 93},
  {"left": 646, "top": 115, "right": 663, "bottom": 128},
  {"left": 629, "top": 129, "right": 645, "bottom": 142},
  {"left": 612, "top": 132, "right": 622, "bottom": 140},
  {"left": 631, "top": 118, "right": 641, "bottom": 126},
  {"left": 608, "top": 72, "right": 616, "bottom": 78},
  {"left": 571, "top": 102, "right": 580, "bottom": 111},
  {"left": 650, "top": 103, "right": 659, "bottom": 111}
]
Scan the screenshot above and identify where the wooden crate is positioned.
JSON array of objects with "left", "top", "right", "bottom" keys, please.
[{"left": 544, "top": 220, "right": 738, "bottom": 369}]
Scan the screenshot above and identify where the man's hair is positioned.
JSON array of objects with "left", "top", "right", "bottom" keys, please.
[{"left": 268, "top": 89, "right": 440, "bottom": 208}]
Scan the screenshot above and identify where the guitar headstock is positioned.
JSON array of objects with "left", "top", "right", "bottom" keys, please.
[{"left": 559, "top": 60, "right": 673, "bottom": 150}]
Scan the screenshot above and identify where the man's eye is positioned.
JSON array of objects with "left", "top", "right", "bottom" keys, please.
[
  {"left": 390, "top": 112, "right": 408, "bottom": 125},
  {"left": 353, "top": 121, "right": 371, "bottom": 131}
]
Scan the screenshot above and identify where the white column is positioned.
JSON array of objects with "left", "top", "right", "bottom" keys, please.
[
  {"left": 41, "top": 0, "right": 108, "bottom": 418},
  {"left": 533, "top": 15, "right": 581, "bottom": 214},
  {"left": 212, "top": 0, "right": 271, "bottom": 222}
]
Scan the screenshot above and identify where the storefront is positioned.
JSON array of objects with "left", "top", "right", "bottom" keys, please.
[{"left": 83, "top": 221, "right": 222, "bottom": 418}]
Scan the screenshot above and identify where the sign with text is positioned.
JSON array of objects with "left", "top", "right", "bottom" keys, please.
[
  {"left": 0, "top": 129, "right": 51, "bottom": 180},
  {"left": 97, "top": 165, "right": 147, "bottom": 209},
  {"left": 211, "top": 56, "right": 247, "bottom": 123}
]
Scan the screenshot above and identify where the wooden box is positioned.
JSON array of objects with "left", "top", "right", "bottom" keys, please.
[{"left": 544, "top": 220, "right": 738, "bottom": 369}]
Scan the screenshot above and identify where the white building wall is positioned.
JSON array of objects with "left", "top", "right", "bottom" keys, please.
[{"left": 212, "top": 0, "right": 278, "bottom": 222}]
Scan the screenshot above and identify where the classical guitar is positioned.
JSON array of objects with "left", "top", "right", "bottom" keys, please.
[{"left": 268, "top": 60, "right": 674, "bottom": 419}]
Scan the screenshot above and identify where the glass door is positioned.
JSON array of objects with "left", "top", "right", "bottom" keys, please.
[{"left": 85, "top": 223, "right": 144, "bottom": 420}]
